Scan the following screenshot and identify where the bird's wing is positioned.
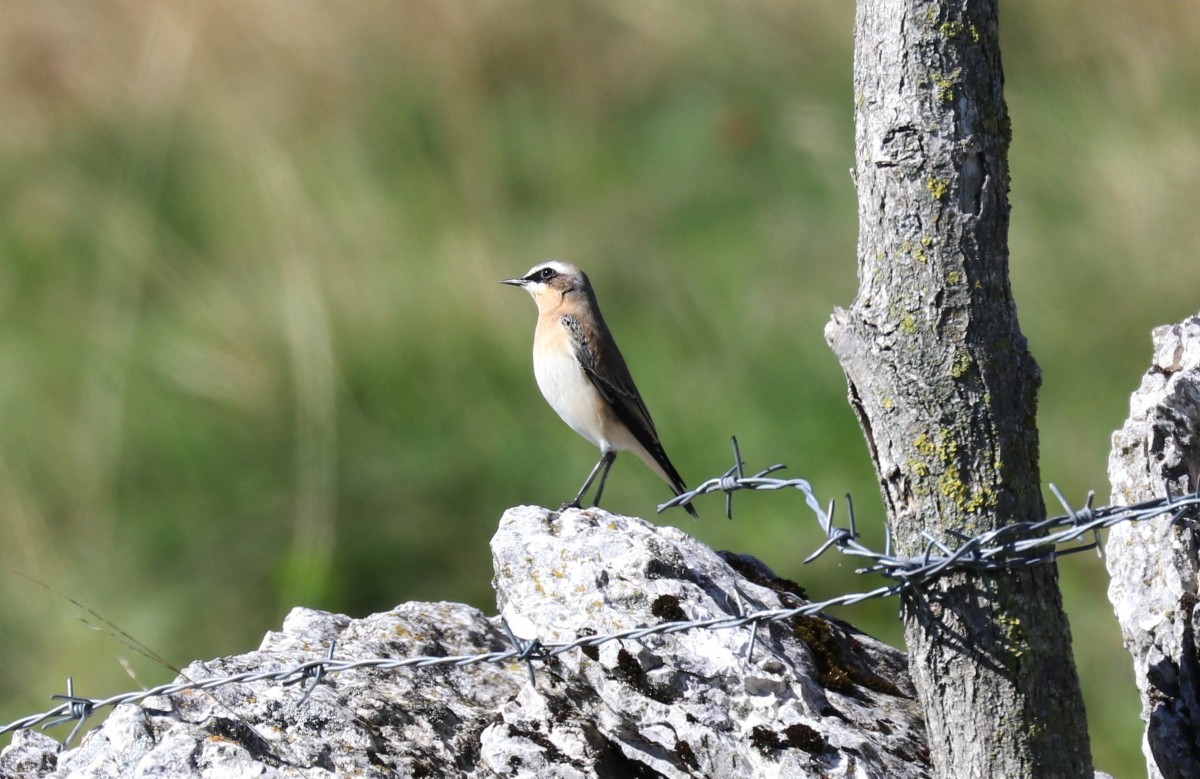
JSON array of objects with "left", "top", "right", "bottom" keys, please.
[
  {"left": 560, "top": 314, "right": 658, "bottom": 439},
  {"left": 563, "top": 311, "right": 695, "bottom": 489},
  {"left": 563, "top": 313, "right": 697, "bottom": 517}
]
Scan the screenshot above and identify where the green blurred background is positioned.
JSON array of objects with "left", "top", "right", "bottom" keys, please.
[{"left": 1, "top": 1, "right": 1197, "bottom": 774}]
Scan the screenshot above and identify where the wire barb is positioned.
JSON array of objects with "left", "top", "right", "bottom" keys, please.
[
  {"left": 283, "top": 640, "right": 338, "bottom": 707},
  {"left": 43, "top": 678, "right": 94, "bottom": 751},
  {"left": 501, "top": 619, "right": 546, "bottom": 686},
  {"left": 727, "top": 588, "right": 760, "bottom": 663}
]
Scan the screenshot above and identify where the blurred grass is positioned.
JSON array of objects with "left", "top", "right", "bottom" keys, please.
[{"left": 1, "top": 1, "right": 1197, "bottom": 774}]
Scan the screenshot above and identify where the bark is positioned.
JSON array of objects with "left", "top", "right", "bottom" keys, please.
[{"left": 825, "top": 1, "right": 1093, "bottom": 776}]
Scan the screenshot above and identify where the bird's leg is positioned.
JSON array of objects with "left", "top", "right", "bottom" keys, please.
[
  {"left": 589, "top": 451, "right": 618, "bottom": 508},
  {"left": 562, "top": 450, "right": 616, "bottom": 510}
]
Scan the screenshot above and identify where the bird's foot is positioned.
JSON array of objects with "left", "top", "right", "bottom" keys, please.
[{"left": 558, "top": 499, "right": 582, "bottom": 511}]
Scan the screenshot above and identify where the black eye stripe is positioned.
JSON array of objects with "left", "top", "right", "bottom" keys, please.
[{"left": 527, "top": 267, "right": 558, "bottom": 282}]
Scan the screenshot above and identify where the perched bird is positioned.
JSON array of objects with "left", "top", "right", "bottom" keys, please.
[{"left": 502, "top": 261, "right": 698, "bottom": 519}]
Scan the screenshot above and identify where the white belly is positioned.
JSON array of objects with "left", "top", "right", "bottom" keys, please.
[{"left": 533, "top": 346, "right": 609, "bottom": 450}]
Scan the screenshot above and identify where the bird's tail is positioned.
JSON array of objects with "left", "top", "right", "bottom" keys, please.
[{"left": 635, "top": 446, "right": 699, "bottom": 520}]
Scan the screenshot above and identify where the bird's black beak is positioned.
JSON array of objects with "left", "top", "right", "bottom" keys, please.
[{"left": 500, "top": 277, "right": 527, "bottom": 287}]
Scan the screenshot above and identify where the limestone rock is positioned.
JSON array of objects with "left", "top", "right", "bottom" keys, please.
[
  {"left": 1107, "top": 314, "right": 1200, "bottom": 779},
  {"left": 51, "top": 604, "right": 522, "bottom": 778},
  {"left": 0, "top": 730, "right": 59, "bottom": 777},
  {"left": 3, "top": 506, "right": 928, "bottom": 778},
  {"left": 487, "top": 506, "right": 927, "bottom": 778}
]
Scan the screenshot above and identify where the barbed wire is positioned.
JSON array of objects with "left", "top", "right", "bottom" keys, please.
[
  {"left": 658, "top": 437, "right": 1200, "bottom": 581},
  {"left": 3, "top": 438, "right": 1198, "bottom": 751}
]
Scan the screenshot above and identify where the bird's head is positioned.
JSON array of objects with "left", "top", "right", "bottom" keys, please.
[{"left": 502, "top": 261, "right": 590, "bottom": 312}]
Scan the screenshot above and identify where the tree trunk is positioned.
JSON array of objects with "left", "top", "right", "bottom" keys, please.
[{"left": 825, "top": 1, "right": 1093, "bottom": 776}]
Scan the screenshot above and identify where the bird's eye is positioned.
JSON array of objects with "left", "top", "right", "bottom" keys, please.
[{"left": 538, "top": 267, "right": 556, "bottom": 281}]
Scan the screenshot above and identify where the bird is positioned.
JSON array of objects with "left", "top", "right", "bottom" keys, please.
[{"left": 502, "top": 261, "right": 698, "bottom": 519}]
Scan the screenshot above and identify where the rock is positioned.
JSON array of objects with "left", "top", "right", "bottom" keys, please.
[
  {"left": 0, "top": 730, "right": 59, "bottom": 777},
  {"left": 1107, "top": 314, "right": 1200, "bottom": 779},
  {"left": 3, "top": 506, "right": 928, "bottom": 778},
  {"left": 487, "top": 506, "right": 926, "bottom": 778},
  {"left": 50, "top": 603, "right": 523, "bottom": 778}
]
